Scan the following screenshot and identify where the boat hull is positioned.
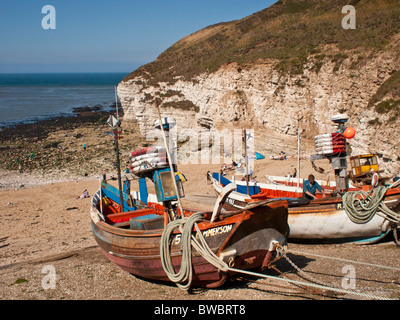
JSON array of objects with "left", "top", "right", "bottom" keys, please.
[
  {"left": 212, "top": 176, "right": 400, "bottom": 244},
  {"left": 91, "top": 219, "right": 233, "bottom": 288}
]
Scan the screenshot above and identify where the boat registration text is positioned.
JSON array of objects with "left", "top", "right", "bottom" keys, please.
[{"left": 173, "top": 224, "right": 233, "bottom": 245}]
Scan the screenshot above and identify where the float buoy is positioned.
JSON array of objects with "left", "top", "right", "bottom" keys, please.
[{"left": 343, "top": 127, "right": 355, "bottom": 139}]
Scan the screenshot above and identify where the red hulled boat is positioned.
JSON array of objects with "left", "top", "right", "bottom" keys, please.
[{"left": 90, "top": 181, "right": 289, "bottom": 288}]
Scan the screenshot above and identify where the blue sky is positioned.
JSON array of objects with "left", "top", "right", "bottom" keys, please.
[{"left": 0, "top": 0, "right": 277, "bottom": 73}]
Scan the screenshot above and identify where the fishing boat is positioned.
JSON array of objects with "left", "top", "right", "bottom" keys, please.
[
  {"left": 209, "top": 114, "right": 400, "bottom": 244},
  {"left": 90, "top": 109, "right": 289, "bottom": 289},
  {"left": 264, "top": 174, "right": 357, "bottom": 192},
  {"left": 90, "top": 182, "right": 289, "bottom": 288},
  {"left": 210, "top": 172, "right": 400, "bottom": 244}
]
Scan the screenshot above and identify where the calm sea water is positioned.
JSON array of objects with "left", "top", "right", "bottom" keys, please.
[{"left": 0, "top": 73, "right": 128, "bottom": 127}]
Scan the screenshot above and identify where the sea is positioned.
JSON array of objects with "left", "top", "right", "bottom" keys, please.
[{"left": 0, "top": 72, "right": 129, "bottom": 128}]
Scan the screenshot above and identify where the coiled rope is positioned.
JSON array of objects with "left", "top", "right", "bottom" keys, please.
[
  {"left": 160, "top": 213, "right": 395, "bottom": 299},
  {"left": 342, "top": 186, "right": 400, "bottom": 225},
  {"left": 160, "top": 212, "right": 229, "bottom": 291}
]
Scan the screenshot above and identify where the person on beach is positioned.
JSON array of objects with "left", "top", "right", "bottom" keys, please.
[
  {"left": 370, "top": 169, "right": 379, "bottom": 188},
  {"left": 302, "top": 174, "right": 326, "bottom": 200},
  {"left": 17, "top": 156, "right": 23, "bottom": 174},
  {"left": 78, "top": 189, "right": 89, "bottom": 199}
]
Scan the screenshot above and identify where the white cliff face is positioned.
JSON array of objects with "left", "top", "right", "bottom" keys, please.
[{"left": 118, "top": 47, "right": 400, "bottom": 174}]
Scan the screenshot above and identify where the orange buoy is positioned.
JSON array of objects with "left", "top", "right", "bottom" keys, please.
[{"left": 343, "top": 127, "right": 355, "bottom": 139}]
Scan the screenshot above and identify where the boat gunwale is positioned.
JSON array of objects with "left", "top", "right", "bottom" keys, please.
[{"left": 91, "top": 188, "right": 289, "bottom": 238}]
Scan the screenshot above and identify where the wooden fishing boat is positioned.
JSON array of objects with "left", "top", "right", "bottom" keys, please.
[
  {"left": 265, "top": 174, "right": 357, "bottom": 193},
  {"left": 212, "top": 171, "right": 330, "bottom": 199},
  {"left": 91, "top": 110, "right": 289, "bottom": 289},
  {"left": 212, "top": 173, "right": 356, "bottom": 199},
  {"left": 209, "top": 114, "right": 400, "bottom": 244},
  {"left": 210, "top": 173, "right": 400, "bottom": 244},
  {"left": 90, "top": 180, "right": 289, "bottom": 288}
]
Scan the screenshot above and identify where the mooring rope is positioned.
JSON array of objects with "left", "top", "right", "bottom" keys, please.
[
  {"left": 160, "top": 213, "right": 201, "bottom": 290},
  {"left": 342, "top": 186, "right": 400, "bottom": 225},
  {"left": 159, "top": 213, "right": 395, "bottom": 300},
  {"left": 287, "top": 249, "right": 400, "bottom": 272},
  {"left": 160, "top": 212, "right": 228, "bottom": 291}
]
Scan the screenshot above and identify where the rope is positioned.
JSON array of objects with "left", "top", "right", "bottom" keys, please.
[
  {"left": 231, "top": 245, "right": 396, "bottom": 300},
  {"left": 287, "top": 250, "right": 400, "bottom": 272},
  {"left": 342, "top": 186, "right": 400, "bottom": 225},
  {"left": 160, "top": 212, "right": 228, "bottom": 291},
  {"left": 160, "top": 213, "right": 201, "bottom": 290},
  {"left": 159, "top": 213, "right": 396, "bottom": 299},
  {"left": 229, "top": 259, "right": 394, "bottom": 300}
]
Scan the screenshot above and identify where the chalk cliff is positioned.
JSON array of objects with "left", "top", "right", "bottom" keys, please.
[{"left": 118, "top": 0, "right": 400, "bottom": 174}]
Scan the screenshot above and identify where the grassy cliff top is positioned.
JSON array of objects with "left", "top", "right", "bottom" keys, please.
[{"left": 123, "top": 0, "right": 400, "bottom": 84}]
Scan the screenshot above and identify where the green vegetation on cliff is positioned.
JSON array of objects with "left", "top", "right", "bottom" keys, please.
[{"left": 123, "top": 0, "right": 400, "bottom": 83}]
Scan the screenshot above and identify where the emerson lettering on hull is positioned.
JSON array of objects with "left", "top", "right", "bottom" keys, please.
[
  {"left": 202, "top": 224, "right": 233, "bottom": 238},
  {"left": 173, "top": 224, "right": 234, "bottom": 245}
]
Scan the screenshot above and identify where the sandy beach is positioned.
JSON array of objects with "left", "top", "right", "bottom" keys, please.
[{"left": 1, "top": 114, "right": 399, "bottom": 301}]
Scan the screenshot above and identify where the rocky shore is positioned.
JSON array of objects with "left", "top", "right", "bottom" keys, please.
[{"left": 0, "top": 106, "right": 145, "bottom": 185}]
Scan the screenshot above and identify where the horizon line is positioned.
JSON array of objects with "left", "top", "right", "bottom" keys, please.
[{"left": 0, "top": 71, "right": 131, "bottom": 74}]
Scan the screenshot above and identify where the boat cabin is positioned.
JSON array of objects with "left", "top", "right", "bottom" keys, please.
[{"left": 350, "top": 154, "right": 379, "bottom": 179}]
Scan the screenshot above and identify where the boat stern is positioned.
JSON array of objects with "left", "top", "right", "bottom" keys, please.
[{"left": 218, "top": 200, "right": 289, "bottom": 271}]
